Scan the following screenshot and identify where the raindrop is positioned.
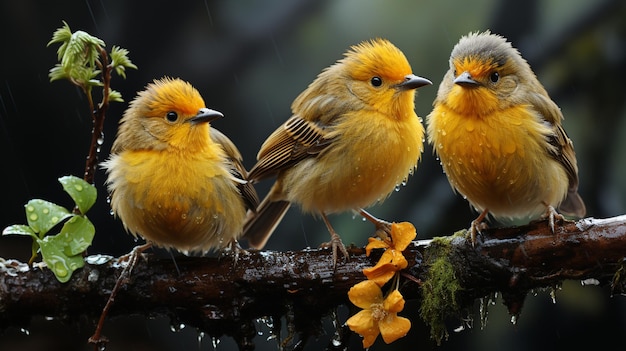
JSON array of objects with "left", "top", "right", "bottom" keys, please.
[
  {"left": 329, "top": 310, "right": 343, "bottom": 347},
  {"left": 211, "top": 336, "right": 221, "bottom": 349},
  {"left": 269, "top": 35, "right": 283, "bottom": 65},
  {"left": 29, "top": 213, "right": 38, "bottom": 221},
  {"left": 581, "top": 278, "right": 600, "bottom": 286},
  {"left": 88, "top": 270, "right": 99, "bottom": 282},
  {"left": 331, "top": 337, "right": 342, "bottom": 347},
  {"left": 510, "top": 315, "right": 517, "bottom": 325},
  {"left": 203, "top": 0, "right": 214, "bottom": 26},
  {"left": 84, "top": 0, "right": 99, "bottom": 32},
  {"left": 4, "top": 81, "right": 17, "bottom": 113},
  {"left": 20, "top": 327, "right": 29, "bottom": 335},
  {"left": 198, "top": 331, "right": 205, "bottom": 349},
  {"left": 170, "top": 323, "right": 186, "bottom": 332},
  {"left": 97, "top": 133, "right": 105, "bottom": 146},
  {"left": 74, "top": 184, "right": 84, "bottom": 192},
  {"left": 479, "top": 297, "right": 488, "bottom": 329}
]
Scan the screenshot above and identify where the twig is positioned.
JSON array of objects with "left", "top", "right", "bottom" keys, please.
[
  {"left": 82, "top": 47, "right": 111, "bottom": 186},
  {"left": 87, "top": 242, "right": 151, "bottom": 350}
]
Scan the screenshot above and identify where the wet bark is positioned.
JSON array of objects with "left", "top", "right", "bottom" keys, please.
[{"left": 1, "top": 215, "right": 625, "bottom": 348}]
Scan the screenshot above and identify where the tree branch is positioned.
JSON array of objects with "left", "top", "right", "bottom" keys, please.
[{"left": 1, "top": 215, "right": 625, "bottom": 347}]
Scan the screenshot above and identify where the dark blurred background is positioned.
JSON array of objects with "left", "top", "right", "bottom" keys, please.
[{"left": 1, "top": 0, "right": 626, "bottom": 350}]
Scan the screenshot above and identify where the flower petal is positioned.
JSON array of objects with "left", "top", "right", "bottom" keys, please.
[
  {"left": 379, "top": 315, "right": 411, "bottom": 344},
  {"left": 363, "top": 262, "right": 397, "bottom": 287},
  {"left": 390, "top": 222, "right": 416, "bottom": 251},
  {"left": 379, "top": 249, "right": 409, "bottom": 270},
  {"left": 348, "top": 280, "right": 383, "bottom": 309},
  {"left": 383, "top": 289, "right": 406, "bottom": 313},
  {"left": 346, "top": 310, "right": 380, "bottom": 348},
  {"left": 365, "top": 237, "right": 389, "bottom": 256},
  {"left": 390, "top": 250, "right": 408, "bottom": 270}
]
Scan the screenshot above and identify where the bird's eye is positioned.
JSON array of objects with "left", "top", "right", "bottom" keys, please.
[
  {"left": 166, "top": 111, "right": 178, "bottom": 122},
  {"left": 370, "top": 76, "right": 383, "bottom": 87},
  {"left": 490, "top": 72, "right": 500, "bottom": 83}
]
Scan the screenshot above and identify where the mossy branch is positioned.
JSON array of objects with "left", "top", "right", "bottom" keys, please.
[{"left": 1, "top": 215, "right": 625, "bottom": 349}]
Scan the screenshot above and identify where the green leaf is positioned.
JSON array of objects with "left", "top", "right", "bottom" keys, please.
[
  {"left": 48, "top": 65, "right": 68, "bottom": 82},
  {"left": 59, "top": 176, "right": 97, "bottom": 214},
  {"left": 47, "top": 21, "right": 72, "bottom": 60},
  {"left": 25, "top": 199, "right": 72, "bottom": 236},
  {"left": 61, "top": 30, "right": 105, "bottom": 72},
  {"left": 30, "top": 240, "right": 40, "bottom": 265},
  {"left": 48, "top": 21, "right": 106, "bottom": 86},
  {"left": 57, "top": 215, "right": 95, "bottom": 256},
  {"left": 39, "top": 235, "right": 85, "bottom": 283},
  {"left": 109, "top": 89, "right": 123, "bottom": 103},
  {"left": 2, "top": 224, "right": 37, "bottom": 239},
  {"left": 110, "top": 45, "right": 137, "bottom": 79}
]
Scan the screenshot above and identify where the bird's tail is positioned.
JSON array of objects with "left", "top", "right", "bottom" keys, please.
[
  {"left": 242, "top": 195, "right": 291, "bottom": 249},
  {"left": 558, "top": 190, "right": 586, "bottom": 218}
]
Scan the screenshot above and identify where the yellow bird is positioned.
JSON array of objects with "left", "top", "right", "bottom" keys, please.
[
  {"left": 102, "top": 77, "right": 259, "bottom": 254},
  {"left": 426, "top": 31, "right": 586, "bottom": 239},
  {"left": 242, "top": 39, "right": 431, "bottom": 263}
]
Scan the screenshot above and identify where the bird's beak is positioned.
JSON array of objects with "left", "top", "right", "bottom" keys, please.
[
  {"left": 188, "top": 108, "right": 224, "bottom": 124},
  {"left": 453, "top": 71, "right": 480, "bottom": 87},
  {"left": 397, "top": 74, "right": 432, "bottom": 90}
]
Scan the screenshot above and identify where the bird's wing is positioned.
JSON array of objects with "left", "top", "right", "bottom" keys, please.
[
  {"left": 248, "top": 115, "right": 333, "bottom": 182},
  {"left": 529, "top": 92, "right": 579, "bottom": 188},
  {"left": 530, "top": 92, "right": 585, "bottom": 216},
  {"left": 210, "top": 127, "right": 260, "bottom": 211}
]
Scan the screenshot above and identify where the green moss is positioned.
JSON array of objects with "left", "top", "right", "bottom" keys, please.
[
  {"left": 419, "top": 232, "right": 464, "bottom": 345},
  {"left": 611, "top": 260, "right": 626, "bottom": 294}
]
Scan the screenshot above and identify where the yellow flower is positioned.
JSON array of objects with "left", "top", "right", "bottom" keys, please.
[
  {"left": 363, "top": 222, "right": 416, "bottom": 286},
  {"left": 346, "top": 280, "right": 411, "bottom": 348}
]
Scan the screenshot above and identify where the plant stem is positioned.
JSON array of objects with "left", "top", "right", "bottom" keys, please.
[{"left": 83, "top": 47, "right": 111, "bottom": 185}]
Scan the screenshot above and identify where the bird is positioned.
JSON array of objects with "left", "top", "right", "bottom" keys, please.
[
  {"left": 102, "top": 77, "right": 259, "bottom": 254},
  {"left": 242, "top": 38, "right": 431, "bottom": 264},
  {"left": 426, "top": 31, "right": 586, "bottom": 241}
]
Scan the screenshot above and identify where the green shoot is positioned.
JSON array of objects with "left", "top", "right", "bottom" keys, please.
[{"left": 3, "top": 176, "right": 96, "bottom": 283}]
